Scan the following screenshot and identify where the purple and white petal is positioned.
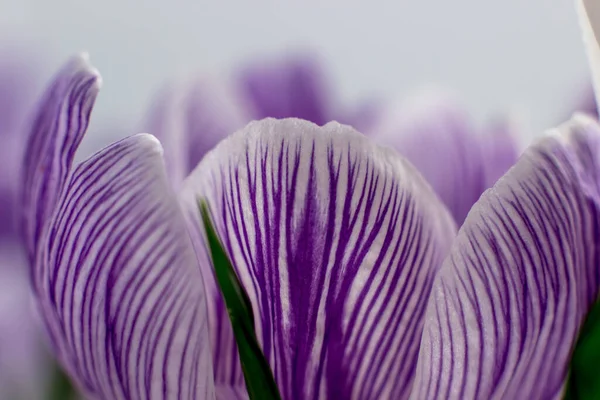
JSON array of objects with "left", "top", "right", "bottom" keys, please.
[
  {"left": 411, "top": 114, "right": 600, "bottom": 399},
  {"left": 237, "top": 55, "right": 331, "bottom": 125},
  {"left": 180, "top": 118, "right": 456, "bottom": 399},
  {"left": 38, "top": 134, "right": 214, "bottom": 399},
  {"left": 21, "top": 54, "right": 100, "bottom": 264},
  {"left": 215, "top": 385, "right": 249, "bottom": 400},
  {"left": 372, "top": 92, "right": 517, "bottom": 225}
]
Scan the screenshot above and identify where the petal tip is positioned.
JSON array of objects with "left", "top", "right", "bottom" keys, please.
[
  {"left": 131, "top": 132, "right": 164, "bottom": 156},
  {"left": 72, "top": 52, "right": 102, "bottom": 89}
]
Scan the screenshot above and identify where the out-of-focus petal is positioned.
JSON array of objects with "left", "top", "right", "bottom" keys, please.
[
  {"left": 185, "top": 79, "right": 250, "bottom": 171},
  {"left": 480, "top": 116, "right": 520, "bottom": 187},
  {"left": 573, "top": 84, "right": 598, "bottom": 119},
  {"left": 412, "top": 114, "right": 600, "bottom": 399},
  {"left": 372, "top": 92, "right": 517, "bottom": 225},
  {"left": 142, "top": 84, "right": 189, "bottom": 185},
  {"left": 0, "top": 54, "right": 37, "bottom": 136},
  {"left": 237, "top": 55, "right": 331, "bottom": 125},
  {"left": 0, "top": 54, "right": 39, "bottom": 238},
  {"left": 0, "top": 242, "right": 48, "bottom": 399},
  {"left": 38, "top": 134, "right": 214, "bottom": 399},
  {"left": 21, "top": 54, "right": 100, "bottom": 264},
  {"left": 336, "top": 99, "right": 383, "bottom": 135},
  {"left": 143, "top": 79, "right": 250, "bottom": 184},
  {"left": 180, "top": 118, "right": 456, "bottom": 399},
  {"left": 373, "top": 94, "right": 483, "bottom": 225}
]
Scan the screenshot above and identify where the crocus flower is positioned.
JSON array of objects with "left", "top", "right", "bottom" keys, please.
[
  {"left": 27, "top": 49, "right": 600, "bottom": 400},
  {"left": 0, "top": 52, "right": 50, "bottom": 399},
  {"left": 23, "top": 55, "right": 458, "bottom": 399},
  {"left": 27, "top": 9, "right": 600, "bottom": 398}
]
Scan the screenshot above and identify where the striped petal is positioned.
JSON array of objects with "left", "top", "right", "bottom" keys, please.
[
  {"left": 412, "top": 114, "right": 600, "bottom": 399},
  {"left": 373, "top": 92, "right": 517, "bottom": 225},
  {"left": 21, "top": 54, "right": 100, "bottom": 264},
  {"left": 180, "top": 118, "right": 456, "bottom": 399},
  {"left": 237, "top": 55, "right": 331, "bottom": 125},
  {"left": 38, "top": 134, "right": 214, "bottom": 399}
]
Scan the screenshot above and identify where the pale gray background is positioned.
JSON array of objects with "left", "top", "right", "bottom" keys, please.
[{"left": 0, "top": 0, "right": 591, "bottom": 148}]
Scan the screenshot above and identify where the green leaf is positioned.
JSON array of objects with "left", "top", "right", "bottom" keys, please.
[
  {"left": 199, "top": 199, "right": 281, "bottom": 400},
  {"left": 49, "top": 361, "right": 76, "bottom": 400},
  {"left": 564, "top": 298, "right": 600, "bottom": 399}
]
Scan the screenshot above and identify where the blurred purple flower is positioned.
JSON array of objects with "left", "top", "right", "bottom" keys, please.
[
  {"left": 371, "top": 91, "right": 520, "bottom": 225},
  {"left": 0, "top": 52, "right": 49, "bottom": 398},
  {"left": 141, "top": 53, "right": 381, "bottom": 188},
  {"left": 144, "top": 56, "right": 519, "bottom": 229},
  {"left": 25, "top": 51, "right": 600, "bottom": 400}
]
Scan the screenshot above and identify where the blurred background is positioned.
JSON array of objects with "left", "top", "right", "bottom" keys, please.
[{"left": 0, "top": 0, "right": 591, "bottom": 147}]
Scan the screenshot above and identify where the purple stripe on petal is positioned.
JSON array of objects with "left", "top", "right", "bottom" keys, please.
[
  {"left": 215, "top": 386, "right": 249, "bottom": 400},
  {"left": 21, "top": 55, "right": 100, "bottom": 265},
  {"left": 411, "top": 114, "right": 600, "bottom": 399},
  {"left": 181, "top": 197, "right": 245, "bottom": 391},
  {"left": 37, "top": 134, "right": 214, "bottom": 399},
  {"left": 237, "top": 56, "right": 331, "bottom": 125},
  {"left": 181, "top": 118, "right": 456, "bottom": 399}
]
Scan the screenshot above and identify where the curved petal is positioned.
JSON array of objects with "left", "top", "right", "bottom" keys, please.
[
  {"left": 142, "top": 84, "right": 189, "bottom": 185},
  {"left": 21, "top": 54, "right": 100, "bottom": 264},
  {"left": 480, "top": 116, "right": 520, "bottom": 188},
  {"left": 185, "top": 79, "right": 250, "bottom": 171},
  {"left": 412, "top": 114, "right": 600, "bottom": 399},
  {"left": 143, "top": 79, "right": 250, "bottom": 184},
  {"left": 38, "top": 134, "right": 214, "bottom": 399},
  {"left": 373, "top": 92, "right": 517, "bottom": 225},
  {"left": 0, "top": 51, "right": 38, "bottom": 136},
  {"left": 237, "top": 55, "right": 331, "bottom": 125},
  {"left": 180, "top": 118, "right": 456, "bottom": 399}
]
